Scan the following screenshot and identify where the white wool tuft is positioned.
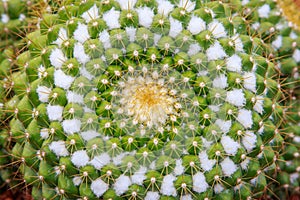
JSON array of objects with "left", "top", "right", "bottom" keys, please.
[
  {"left": 74, "top": 43, "right": 90, "bottom": 64},
  {"left": 213, "top": 74, "right": 228, "bottom": 89},
  {"left": 240, "top": 158, "right": 250, "bottom": 170},
  {"left": 208, "top": 20, "right": 227, "bottom": 38},
  {"left": 294, "top": 136, "right": 300, "bottom": 143},
  {"left": 91, "top": 178, "right": 109, "bottom": 197},
  {"left": 251, "top": 22, "right": 260, "bottom": 30},
  {"left": 187, "top": 15, "right": 206, "bottom": 35},
  {"left": 145, "top": 191, "right": 160, "bottom": 200},
  {"left": 198, "top": 151, "right": 216, "bottom": 171},
  {"left": 237, "top": 109, "right": 253, "bottom": 128},
  {"left": 226, "top": 54, "right": 242, "bottom": 72},
  {"left": 113, "top": 152, "right": 127, "bottom": 165},
  {"left": 62, "top": 119, "right": 81, "bottom": 135},
  {"left": 174, "top": 159, "right": 184, "bottom": 175},
  {"left": 206, "top": 42, "right": 227, "bottom": 61},
  {"left": 50, "top": 48, "right": 67, "bottom": 68},
  {"left": 215, "top": 119, "right": 231, "bottom": 134},
  {"left": 272, "top": 36, "right": 282, "bottom": 50},
  {"left": 47, "top": 105, "right": 63, "bottom": 121},
  {"left": 187, "top": 43, "right": 201, "bottom": 56},
  {"left": 233, "top": 35, "right": 244, "bottom": 52},
  {"left": 258, "top": 4, "right": 270, "bottom": 18},
  {"left": 160, "top": 174, "right": 177, "bottom": 196},
  {"left": 181, "top": 195, "right": 193, "bottom": 200},
  {"left": 177, "top": 0, "right": 195, "bottom": 12},
  {"left": 54, "top": 70, "right": 75, "bottom": 89},
  {"left": 201, "top": 137, "right": 213, "bottom": 148},
  {"left": 193, "top": 172, "right": 209, "bottom": 193},
  {"left": 103, "top": 8, "right": 121, "bottom": 30},
  {"left": 72, "top": 176, "right": 82, "bottom": 186},
  {"left": 80, "top": 66, "right": 94, "bottom": 80},
  {"left": 53, "top": 28, "right": 68, "bottom": 47},
  {"left": 253, "top": 95, "right": 264, "bottom": 114},
  {"left": 116, "top": 0, "right": 137, "bottom": 9},
  {"left": 82, "top": 4, "right": 99, "bottom": 23},
  {"left": 169, "top": 17, "right": 183, "bottom": 38},
  {"left": 114, "top": 175, "right": 132, "bottom": 195},
  {"left": 157, "top": 0, "right": 174, "bottom": 16},
  {"left": 36, "top": 85, "right": 51, "bottom": 103},
  {"left": 221, "top": 135, "right": 240, "bottom": 155},
  {"left": 66, "top": 91, "right": 84, "bottom": 104},
  {"left": 290, "top": 173, "right": 299, "bottom": 184},
  {"left": 71, "top": 150, "right": 89, "bottom": 167},
  {"left": 220, "top": 157, "right": 238, "bottom": 176},
  {"left": 243, "top": 72, "right": 256, "bottom": 92},
  {"left": 80, "top": 130, "right": 99, "bottom": 141},
  {"left": 40, "top": 128, "right": 49, "bottom": 139},
  {"left": 208, "top": 105, "right": 220, "bottom": 112},
  {"left": 154, "top": 34, "right": 162, "bottom": 45},
  {"left": 126, "top": 27, "right": 137, "bottom": 42},
  {"left": 131, "top": 167, "right": 147, "bottom": 185},
  {"left": 73, "top": 23, "right": 90, "bottom": 43},
  {"left": 214, "top": 183, "right": 224, "bottom": 194},
  {"left": 226, "top": 89, "right": 246, "bottom": 107},
  {"left": 293, "top": 49, "right": 300, "bottom": 63},
  {"left": 1, "top": 14, "right": 9, "bottom": 23},
  {"left": 49, "top": 141, "right": 69, "bottom": 157},
  {"left": 136, "top": 7, "right": 154, "bottom": 28},
  {"left": 242, "top": 0, "right": 249, "bottom": 5},
  {"left": 90, "top": 153, "right": 111, "bottom": 169},
  {"left": 99, "top": 30, "right": 111, "bottom": 49},
  {"left": 242, "top": 131, "right": 257, "bottom": 152}
]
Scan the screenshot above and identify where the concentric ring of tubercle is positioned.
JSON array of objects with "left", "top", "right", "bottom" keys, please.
[{"left": 8, "top": 0, "right": 283, "bottom": 199}]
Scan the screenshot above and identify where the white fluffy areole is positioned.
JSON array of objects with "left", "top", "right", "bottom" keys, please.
[
  {"left": 82, "top": 4, "right": 99, "bottom": 23},
  {"left": 208, "top": 20, "right": 227, "bottom": 38},
  {"left": 71, "top": 150, "right": 89, "bottom": 167},
  {"left": 74, "top": 42, "right": 90, "bottom": 64},
  {"left": 242, "top": 131, "right": 257, "bottom": 152},
  {"left": 215, "top": 119, "right": 232, "bottom": 134},
  {"left": 53, "top": 28, "right": 68, "bottom": 47},
  {"left": 221, "top": 135, "right": 240, "bottom": 155},
  {"left": 198, "top": 151, "right": 216, "bottom": 171},
  {"left": 91, "top": 178, "right": 109, "bottom": 197},
  {"left": 103, "top": 8, "right": 121, "bottom": 30},
  {"left": 193, "top": 172, "right": 209, "bottom": 193},
  {"left": 212, "top": 74, "right": 228, "bottom": 89},
  {"left": 136, "top": 7, "right": 155, "bottom": 28},
  {"left": 206, "top": 42, "right": 227, "bottom": 61},
  {"left": 116, "top": 0, "right": 137, "bottom": 10},
  {"left": 36, "top": 85, "right": 51, "bottom": 103},
  {"left": 237, "top": 109, "right": 253, "bottom": 128},
  {"left": 257, "top": 4, "right": 270, "bottom": 18},
  {"left": 62, "top": 119, "right": 81, "bottom": 135},
  {"left": 49, "top": 140, "right": 69, "bottom": 157},
  {"left": 160, "top": 174, "right": 177, "bottom": 196},
  {"left": 187, "top": 15, "right": 206, "bottom": 35},
  {"left": 90, "top": 153, "right": 111, "bottom": 169},
  {"left": 50, "top": 48, "right": 67, "bottom": 69},
  {"left": 47, "top": 105, "right": 63, "bottom": 121},
  {"left": 226, "top": 89, "right": 246, "bottom": 107},
  {"left": 243, "top": 72, "right": 257, "bottom": 92},
  {"left": 73, "top": 23, "right": 90, "bottom": 43},
  {"left": 145, "top": 191, "right": 160, "bottom": 200},
  {"left": 54, "top": 69, "right": 75, "bottom": 90},
  {"left": 169, "top": 17, "right": 183, "bottom": 38},
  {"left": 157, "top": 0, "right": 174, "bottom": 16},
  {"left": 220, "top": 157, "right": 238, "bottom": 176},
  {"left": 114, "top": 175, "right": 132, "bottom": 195},
  {"left": 226, "top": 54, "right": 242, "bottom": 72}
]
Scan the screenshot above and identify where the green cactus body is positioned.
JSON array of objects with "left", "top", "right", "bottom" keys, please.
[{"left": 1, "top": 0, "right": 297, "bottom": 199}]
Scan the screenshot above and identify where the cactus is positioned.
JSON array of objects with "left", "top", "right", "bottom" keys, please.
[{"left": 0, "top": 0, "right": 299, "bottom": 199}]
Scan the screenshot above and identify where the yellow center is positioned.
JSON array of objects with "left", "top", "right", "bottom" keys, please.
[
  {"left": 120, "top": 76, "right": 178, "bottom": 128},
  {"left": 278, "top": 0, "right": 300, "bottom": 30}
]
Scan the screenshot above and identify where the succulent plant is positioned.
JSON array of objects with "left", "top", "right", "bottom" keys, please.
[{"left": 0, "top": 0, "right": 298, "bottom": 199}]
